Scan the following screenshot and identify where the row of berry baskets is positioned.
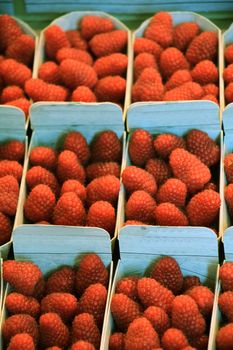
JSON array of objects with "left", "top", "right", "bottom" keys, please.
[{"left": 2, "top": 10, "right": 233, "bottom": 121}]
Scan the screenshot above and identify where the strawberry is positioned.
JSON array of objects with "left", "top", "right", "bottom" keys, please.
[
  {"left": 151, "top": 256, "right": 183, "bottom": 295},
  {"left": 219, "top": 262, "right": 233, "bottom": 291},
  {"left": 29, "top": 146, "right": 57, "bottom": 171},
  {"left": 5, "top": 98, "right": 30, "bottom": 116},
  {"left": 183, "top": 276, "right": 201, "bottom": 292},
  {"left": 61, "top": 179, "right": 86, "bottom": 203},
  {"left": 216, "top": 323, "right": 233, "bottom": 350},
  {"left": 156, "top": 178, "right": 187, "bottom": 207},
  {"left": 186, "top": 129, "right": 220, "bottom": 167},
  {"left": 6, "top": 333, "right": 35, "bottom": 350},
  {"left": 125, "top": 190, "right": 157, "bottom": 224},
  {"left": 225, "top": 43, "right": 233, "bottom": 64},
  {"left": 24, "top": 184, "right": 56, "bottom": 223},
  {"left": 203, "top": 83, "right": 219, "bottom": 96},
  {"left": 218, "top": 291, "right": 233, "bottom": 321},
  {"left": 145, "top": 158, "right": 171, "bottom": 185},
  {"left": 185, "top": 286, "right": 214, "bottom": 317},
  {"left": 173, "top": 22, "right": 200, "bottom": 51},
  {"left": 26, "top": 166, "right": 59, "bottom": 196},
  {"left": 0, "top": 160, "right": 22, "bottom": 182},
  {"left": 1, "top": 86, "right": 24, "bottom": 103},
  {"left": 86, "top": 162, "right": 120, "bottom": 182},
  {"left": 6, "top": 293, "right": 40, "bottom": 318},
  {"left": 71, "top": 313, "right": 101, "bottom": 348},
  {"left": 59, "top": 59, "right": 97, "bottom": 89},
  {"left": 129, "top": 129, "right": 155, "bottom": 166},
  {"left": 63, "top": 131, "right": 90, "bottom": 165},
  {"left": 41, "top": 292, "right": 77, "bottom": 322},
  {"left": 223, "top": 64, "right": 233, "bottom": 84},
  {"left": 39, "top": 312, "right": 69, "bottom": 349},
  {"left": 3, "top": 260, "right": 43, "bottom": 296},
  {"left": 56, "top": 47, "right": 93, "bottom": 65},
  {"left": 94, "top": 53, "right": 128, "bottom": 78},
  {"left": 122, "top": 166, "right": 157, "bottom": 196},
  {"left": 71, "top": 86, "right": 97, "bottom": 102},
  {"left": 0, "top": 58, "right": 31, "bottom": 88},
  {"left": 81, "top": 15, "right": 114, "bottom": 40},
  {"left": 3, "top": 314, "right": 39, "bottom": 345},
  {"left": 75, "top": 253, "right": 108, "bottom": 296},
  {"left": 134, "top": 37, "right": 162, "bottom": 60},
  {"left": 66, "top": 30, "right": 88, "bottom": 50},
  {"left": 154, "top": 203, "right": 189, "bottom": 226},
  {"left": 186, "top": 31, "right": 218, "bottom": 65},
  {"left": 86, "top": 175, "right": 120, "bottom": 207},
  {"left": 0, "top": 191, "right": 18, "bottom": 216},
  {"left": 116, "top": 276, "right": 139, "bottom": 301},
  {"left": 169, "top": 148, "right": 211, "bottom": 193},
  {"left": 87, "top": 200, "right": 115, "bottom": 234},
  {"left": 144, "top": 306, "right": 170, "bottom": 335},
  {"left": 154, "top": 133, "right": 186, "bottom": 159},
  {"left": 144, "top": 21, "right": 173, "bottom": 48},
  {"left": 137, "top": 277, "right": 175, "bottom": 314},
  {"left": 186, "top": 189, "right": 220, "bottom": 226},
  {"left": 109, "top": 333, "right": 125, "bottom": 350},
  {"left": 134, "top": 53, "right": 158, "bottom": 80},
  {"left": 165, "top": 69, "right": 192, "bottom": 90},
  {"left": 38, "top": 61, "right": 61, "bottom": 85},
  {"left": 191, "top": 60, "right": 218, "bottom": 85},
  {"left": 225, "top": 82, "right": 233, "bottom": 104},
  {"left": 0, "top": 211, "right": 12, "bottom": 245},
  {"left": 124, "top": 317, "right": 160, "bottom": 350},
  {"left": 224, "top": 153, "right": 233, "bottom": 183},
  {"left": 163, "top": 81, "right": 204, "bottom": 101},
  {"left": 25, "top": 78, "right": 68, "bottom": 102},
  {"left": 6, "top": 34, "right": 35, "bottom": 66},
  {"left": 161, "top": 328, "right": 189, "bottom": 350},
  {"left": 46, "top": 266, "right": 75, "bottom": 294},
  {"left": 71, "top": 341, "right": 95, "bottom": 350},
  {"left": 56, "top": 150, "right": 86, "bottom": 184},
  {"left": 111, "top": 293, "right": 141, "bottom": 332},
  {"left": 159, "top": 47, "right": 189, "bottom": 79},
  {"left": 89, "top": 30, "right": 127, "bottom": 57},
  {"left": 77, "top": 283, "right": 107, "bottom": 327},
  {"left": 44, "top": 24, "right": 70, "bottom": 60},
  {"left": 0, "top": 175, "right": 19, "bottom": 194},
  {"left": 91, "top": 130, "right": 121, "bottom": 163},
  {"left": 53, "top": 192, "right": 86, "bottom": 226},
  {"left": 171, "top": 295, "right": 206, "bottom": 339},
  {"left": 225, "top": 184, "right": 233, "bottom": 218},
  {"left": 95, "top": 75, "right": 126, "bottom": 102}
]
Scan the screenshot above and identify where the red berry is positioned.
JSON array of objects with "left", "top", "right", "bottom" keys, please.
[
  {"left": 0, "top": 175, "right": 19, "bottom": 194},
  {"left": 39, "top": 312, "right": 69, "bottom": 349},
  {"left": 6, "top": 34, "right": 35, "bottom": 66},
  {"left": 63, "top": 131, "right": 90, "bottom": 165},
  {"left": 203, "top": 83, "right": 219, "bottom": 96},
  {"left": 61, "top": 179, "right": 86, "bottom": 203},
  {"left": 87, "top": 200, "right": 116, "bottom": 234},
  {"left": 71, "top": 341, "right": 95, "bottom": 350},
  {"left": 163, "top": 81, "right": 204, "bottom": 101},
  {"left": 145, "top": 158, "right": 171, "bottom": 186},
  {"left": 223, "top": 63, "right": 233, "bottom": 84},
  {"left": 25, "top": 78, "right": 68, "bottom": 102},
  {"left": 224, "top": 153, "right": 233, "bottom": 183},
  {"left": 0, "top": 59, "right": 31, "bottom": 87},
  {"left": 3, "top": 260, "right": 43, "bottom": 296},
  {"left": 38, "top": 61, "right": 61, "bottom": 85},
  {"left": 91, "top": 130, "right": 121, "bottom": 163},
  {"left": 116, "top": 276, "right": 139, "bottom": 301},
  {"left": 0, "top": 191, "right": 18, "bottom": 216},
  {"left": 134, "top": 37, "right": 162, "bottom": 60},
  {"left": 144, "top": 21, "right": 173, "bottom": 48},
  {"left": 86, "top": 162, "right": 120, "bottom": 182},
  {"left": 182, "top": 276, "right": 201, "bottom": 292},
  {"left": 0, "top": 160, "right": 22, "bottom": 182},
  {"left": 154, "top": 133, "right": 186, "bottom": 159},
  {"left": 150, "top": 12, "right": 173, "bottom": 27},
  {"left": 0, "top": 15, "right": 22, "bottom": 51},
  {"left": 29, "top": 146, "right": 57, "bottom": 171},
  {"left": 165, "top": 69, "right": 192, "bottom": 90},
  {"left": 1, "top": 86, "right": 24, "bottom": 103},
  {"left": 26, "top": 166, "right": 59, "bottom": 196},
  {"left": 66, "top": 30, "right": 88, "bottom": 50},
  {"left": 126, "top": 190, "right": 157, "bottom": 224},
  {"left": 161, "top": 328, "right": 189, "bottom": 350},
  {"left": 111, "top": 293, "right": 141, "bottom": 332},
  {"left": 6, "top": 293, "right": 40, "bottom": 318},
  {"left": 219, "top": 262, "right": 233, "bottom": 291},
  {"left": 3, "top": 314, "right": 39, "bottom": 345},
  {"left": 46, "top": 266, "right": 75, "bottom": 295},
  {"left": 156, "top": 178, "right": 187, "bottom": 207},
  {"left": 154, "top": 203, "right": 189, "bottom": 226},
  {"left": 94, "top": 53, "right": 128, "bottom": 78},
  {"left": 225, "top": 184, "right": 233, "bottom": 218},
  {"left": 53, "top": 192, "right": 86, "bottom": 226},
  {"left": 185, "top": 286, "right": 214, "bottom": 317},
  {"left": 191, "top": 60, "right": 218, "bottom": 85},
  {"left": 56, "top": 150, "right": 86, "bottom": 184},
  {"left": 186, "top": 189, "right": 220, "bottom": 226},
  {"left": 173, "top": 22, "right": 200, "bottom": 51},
  {"left": 225, "top": 43, "right": 233, "bottom": 64},
  {"left": 81, "top": 15, "right": 114, "bottom": 40},
  {"left": 0, "top": 212, "right": 12, "bottom": 245},
  {"left": 218, "top": 291, "right": 233, "bottom": 322},
  {"left": 86, "top": 175, "right": 120, "bottom": 207},
  {"left": 71, "top": 313, "right": 101, "bottom": 349},
  {"left": 89, "top": 30, "right": 127, "bottom": 57},
  {"left": 159, "top": 47, "right": 189, "bottom": 79},
  {"left": 6, "top": 333, "right": 35, "bottom": 350},
  {"left": 44, "top": 24, "right": 70, "bottom": 60},
  {"left": 225, "top": 82, "right": 233, "bottom": 104},
  {"left": 0, "top": 140, "right": 24, "bottom": 162},
  {"left": 75, "top": 253, "right": 108, "bottom": 296},
  {"left": 122, "top": 166, "right": 157, "bottom": 196},
  {"left": 24, "top": 184, "right": 56, "bottom": 223},
  {"left": 109, "top": 333, "right": 125, "bottom": 350},
  {"left": 144, "top": 306, "right": 170, "bottom": 335},
  {"left": 134, "top": 52, "right": 158, "bottom": 80},
  {"left": 56, "top": 47, "right": 93, "bottom": 65},
  {"left": 186, "top": 31, "right": 218, "bottom": 65},
  {"left": 95, "top": 75, "right": 126, "bottom": 103},
  {"left": 216, "top": 323, "right": 233, "bottom": 350},
  {"left": 41, "top": 292, "right": 78, "bottom": 322},
  {"left": 71, "top": 86, "right": 97, "bottom": 102},
  {"left": 129, "top": 129, "right": 155, "bottom": 166},
  {"left": 5, "top": 98, "right": 30, "bottom": 116}
]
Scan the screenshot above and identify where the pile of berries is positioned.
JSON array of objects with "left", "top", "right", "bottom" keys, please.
[
  {"left": 110, "top": 256, "right": 214, "bottom": 349},
  {"left": 216, "top": 262, "right": 233, "bottom": 349},
  {"left": 133, "top": 11, "right": 219, "bottom": 103},
  {"left": 0, "top": 14, "right": 35, "bottom": 116},
  {"left": 223, "top": 43, "right": 233, "bottom": 104},
  {"left": 25, "top": 15, "right": 128, "bottom": 105},
  {"left": 122, "top": 128, "right": 220, "bottom": 228},
  {"left": 24, "top": 130, "right": 121, "bottom": 236},
  {"left": 2, "top": 253, "right": 109, "bottom": 349},
  {"left": 0, "top": 139, "right": 25, "bottom": 246}
]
